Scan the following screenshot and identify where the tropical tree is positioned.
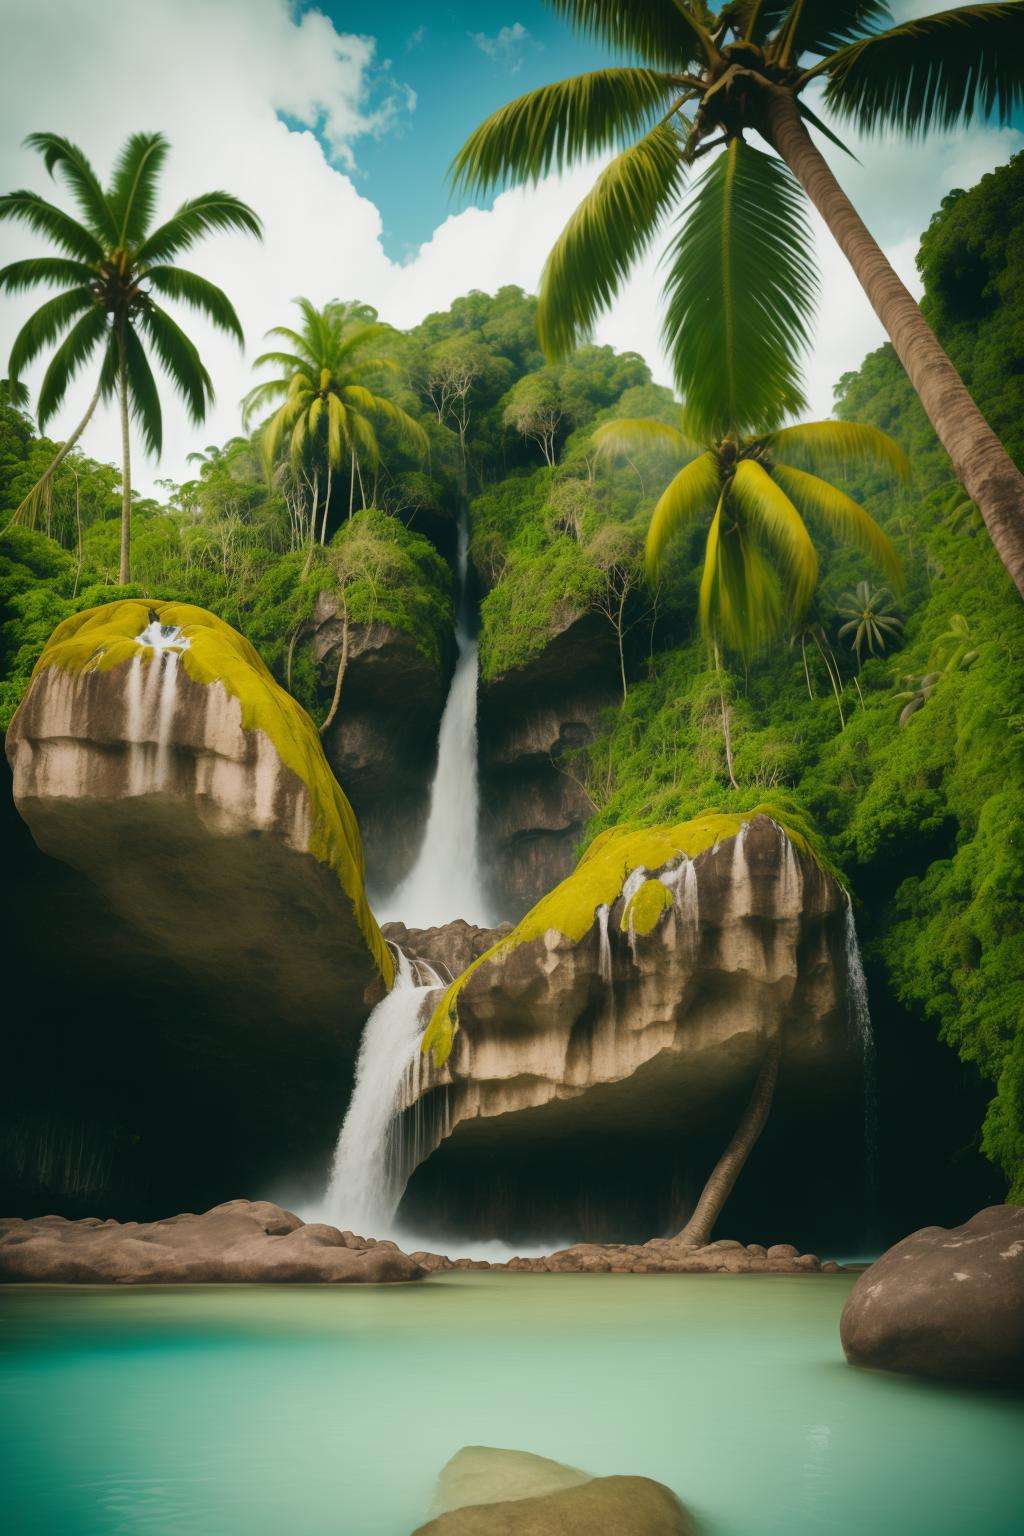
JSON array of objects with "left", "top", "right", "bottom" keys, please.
[
  {"left": 594, "top": 412, "right": 906, "bottom": 655},
  {"left": 453, "top": 1, "right": 1024, "bottom": 599},
  {"left": 0, "top": 131, "right": 261, "bottom": 581},
  {"left": 242, "top": 298, "right": 429, "bottom": 550},
  {"left": 837, "top": 580, "right": 904, "bottom": 661}
]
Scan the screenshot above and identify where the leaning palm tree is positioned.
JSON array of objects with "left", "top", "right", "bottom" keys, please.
[
  {"left": 453, "top": 1, "right": 1024, "bottom": 599},
  {"left": 595, "top": 412, "right": 906, "bottom": 655},
  {"left": 242, "top": 298, "right": 429, "bottom": 547},
  {"left": 0, "top": 132, "right": 262, "bottom": 580}
]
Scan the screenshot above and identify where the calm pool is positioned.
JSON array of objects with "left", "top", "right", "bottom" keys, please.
[{"left": 1, "top": 1273, "right": 1021, "bottom": 1535}]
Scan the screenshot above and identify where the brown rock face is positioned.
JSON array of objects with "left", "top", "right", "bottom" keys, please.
[
  {"left": 382, "top": 918, "right": 513, "bottom": 983},
  {"left": 0, "top": 1199, "right": 424, "bottom": 1284},
  {"left": 313, "top": 607, "right": 454, "bottom": 892},
  {"left": 478, "top": 611, "right": 617, "bottom": 919},
  {"left": 840, "top": 1205, "right": 1024, "bottom": 1383},
  {"left": 400, "top": 818, "right": 861, "bottom": 1245}
]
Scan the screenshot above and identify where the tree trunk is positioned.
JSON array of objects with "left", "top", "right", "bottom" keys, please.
[
  {"left": 319, "top": 608, "right": 349, "bottom": 735},
  {"left": 6, "top": 380, "right": 102, "bottom": 532},
  {"left": 320, "top": 460, "right": 333, "bottom": 544},
  {"left": 117, "top": 329, "right": 132, "bottom": 586},
  {"left": 713, "top": 642, "right": 739, "bottom": 789},
  {"left": 765, "top": 88, "right": 1024, "bottom": 601},
  {"left": 348, "top": 452, "right": 356, "bottom": 518},
  {"left": 676, "top": 1032, "right": 782, "bottom": 1247}
]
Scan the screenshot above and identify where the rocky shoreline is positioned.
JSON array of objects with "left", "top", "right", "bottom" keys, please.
[{"left": 0, "top": 1199, "right": 845, "bottom": 1284}]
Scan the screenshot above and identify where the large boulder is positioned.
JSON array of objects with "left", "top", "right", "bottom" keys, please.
[
  {"left": 399, "top": 813, "right": 861, "bottom": 1244},
  {"left": 0, "top": 1199, "right": 423, "bottom": 1284},
  {"left": 4, "top": 600, "right": 392, "bottom": 1212},
  {"left": 312, "top": 603, "right": 454, "bottom": 891},
  {"left": 412, "top": 1447, "right": 692, "bottom": 1536},
  {"left": 478, "top": 610, "right": 617, "bottom": 918},
  {"left": 840, "top": 1205, "right": 1024, "bottom": 1383}
]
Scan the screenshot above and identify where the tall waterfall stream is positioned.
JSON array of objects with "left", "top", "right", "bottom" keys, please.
[{"left": 844, "top": 898, "right": 880, "bottom": 1239}]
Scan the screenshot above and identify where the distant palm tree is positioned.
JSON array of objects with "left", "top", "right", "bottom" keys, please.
[
  {"left": 454, "top": 1, "right": 1024, "bottom": 602},
  {"left": 242, "top": 298, "right": 429, "bottom": 547},
  {"left": 0, "top": 131, "right": 261, "bottom": 579},
  {"left": 1, "top": 377, "right": 30, "bottom": 409},
  {"left": 837, "top": 581, "right": 903, "bottom": 662},
  {"left": 595, "top": 412, "right": 905, "bottom": 656}
]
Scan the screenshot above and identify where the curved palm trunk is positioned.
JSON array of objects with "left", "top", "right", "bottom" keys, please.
[
  {"left": 765, "top": 90, "right": 1024, "bottom": 601},
  {"left": 117, "top": 329, "right": 132, "bottom": 586},
  {"left": 5, "top": 381, "right": 101, "bottom": 531},
  {"left": 319, "top": 604, "right": 349, "bottom": 736},
  {"left": 676, "top": 1032, "right": 782, "bottom": 1248}
]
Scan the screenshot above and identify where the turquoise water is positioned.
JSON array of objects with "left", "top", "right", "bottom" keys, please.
[{"left": 1, "top": 1274, "right": 1022, "bottom": 1535}]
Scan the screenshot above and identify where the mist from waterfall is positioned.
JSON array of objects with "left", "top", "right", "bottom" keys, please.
[
  {"left": 319, "top": 947, "right": 443, "bottom": 1235},
  {"left": 844, "top": 898, "right": 880, "bottom": 1239},
  {"left": 377, "top": 513, "right": 492, "bottom": 928}
]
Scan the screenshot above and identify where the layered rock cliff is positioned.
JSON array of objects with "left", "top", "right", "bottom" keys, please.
[
  {"left": 398, "top": 813, "right": 862, "bottom": 1245},
  {"left": 4, "top": 599, "right": 392, "bottom": 1212}
]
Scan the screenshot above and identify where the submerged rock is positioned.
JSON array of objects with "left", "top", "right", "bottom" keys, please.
[
  {"left": 399, "top": 813, "right": 858, "bottom": 1243},
  {"left": 840, "top": 1205, "right": 1024, "bottom": 1383},
  {"left": 413, "top": 1446, "right": 693, "bottom": 1535},
  {"left": 0, "top": 1199, "right": 424, "bottom": 1284}
]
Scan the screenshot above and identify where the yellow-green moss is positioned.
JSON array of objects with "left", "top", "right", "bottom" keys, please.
[
  {"left": 29, "top": 598, "right": 394, "bottom": 989},
  {"left": 422, "top": 805, "right": 824, "bottom": 1066},
  {"left": 621, "top": 878, "right": 673, "bottom": 937}
]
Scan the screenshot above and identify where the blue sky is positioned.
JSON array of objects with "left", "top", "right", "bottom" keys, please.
[{"left": 317, "top": 3, "right": 616, "bottom": 258}]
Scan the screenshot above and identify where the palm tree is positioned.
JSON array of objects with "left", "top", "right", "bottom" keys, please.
[
  {"left": 1, "top": 378, "right": 30, "bottom": 409},
  {"left": 837, "top": 580, "right": 904, "bottom": 661},
  {"left": 0, "top": 132, "right": 261, "bottom": 581},
  {"left": 595, "top": 412, "right": 905, "bottom": 655},
  {"left": 242, "top": 298, "right": 429, "bottom": 549},
  {"left": 454, "top": 2, "right": 1024, "bottom": 599}
]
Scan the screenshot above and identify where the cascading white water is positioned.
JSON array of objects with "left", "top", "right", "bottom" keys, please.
[
  {"left": 844, "top": 898, "right": 880, "bottom": 1238},
  {"left": 377, "top": 515, "right": 492, "bottom": 928},
  {"left": 320, "top": 946, "right": 443, "bottom": 1235},
  {"left": 125, "top": 623, "right": 191, "bottom": 794}
]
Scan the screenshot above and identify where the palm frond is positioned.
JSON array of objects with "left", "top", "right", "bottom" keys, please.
[
  {"left": 23, "top": 133, "right": 115, "bottom": 241},
  {"left": 662, "top": 138, "right": 816, "bottom": 438},
  {"left": 0, "top": 256, "right": 96, "bottom": 293},
  {"left": 107, "top": 132, "right": 169, "bottom": 247},
  {"left": 241, "top": 377, "right": 291, "bottom": 424},
  {"left": 8, "top": 288, "right": 93, "bottom": 379},
  {"left": 143, "top": 265, "right": 245, "bottom": 345},
  {"left": 537, "top": 122, "right": 687, "bottom": 359},
  {"left": 327, "top": 392, "right": 345, "bottom": 466},
  {"left": 545, "top": 1, "right": 712, "bottom": 69},
  {"left": 35, "top": 306, "right": 108, "bottom": 428},
  {"left": 731, "top": 459, "right": 818, "bottom": 611},
  {"left": 822, "top": 3, "right": 1024, "bottom": 134},
  {"left": 767, "top": 418, "right": 910, "bottom": 479},
  {"left": 645, "top": 449, "right": 720, "bottom": 574},
  {"left": 700, "top": 500, "right": 783, "bottom": 655},
  {"left": 779, "top": 0, "right": 892, "bottom": 62},
  {"left": 772, "top": 462, "right": 903, "bottom": 585},
  {"left": 137, "top": 305, "right": 213, "bottom": 424},
  {"left": 593, "top": 415, "right": 695, "bottom": 461},
  {"left": 136, "top": 192, "right": 262, "bottom": 263},
  {"left": 450, "top": 68, "right": 679, "bottom": 196},
  {"left": 0, "top": 191, "right": 104, "bottom": 262},
  {"left": 123, "top": 325, "right": 163, "bottom": 456}
]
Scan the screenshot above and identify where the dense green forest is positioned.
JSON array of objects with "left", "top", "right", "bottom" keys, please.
[{"left": 2, "top": 154, "right": 1023, "bottom": 1201}]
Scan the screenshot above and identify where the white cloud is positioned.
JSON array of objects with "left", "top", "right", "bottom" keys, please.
[
  {"left": 468, "top": 22, "right": 534, "bottom": 75},
  {"left": 0, "top": 0, "right": 1020, "bottom": 499},
  {"left": 405, "top": 25, "right": 427, "bottom": 52}
]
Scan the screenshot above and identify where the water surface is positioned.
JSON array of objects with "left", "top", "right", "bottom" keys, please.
[{"left": 1, "top": 1273, "right": 1021, "bottom": 1535}]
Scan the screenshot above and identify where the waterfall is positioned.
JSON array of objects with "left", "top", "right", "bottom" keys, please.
[
  {"left": 378, "top": 514, "right": 492, "bottom": 928},
  {"left": 321, "top": 947, "right": 443, "bottom": 1235},
  {"left": 843, "top": 898, "right": 880, "bottom": 1240},
  {"left": 124, "top": 623, "right": 190, "bottom": 794}
]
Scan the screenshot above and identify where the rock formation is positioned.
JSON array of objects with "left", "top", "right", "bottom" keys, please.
[
  {"left": 4, "top": 599, "right": 392, "bottom": 1212},
  {"left": 382, "top": 918, "right": 513, "bottom": 982},
  {"left": 478, "top": 610, "right": 617, "bottom": 918},
  {"left": 311, "top": 601, "right": 454, "bottom": 890},
  {"left": 413, "top": 1447, "right": 693, "bottom": 1535},
  {"left": 399, "top": 812, "right": 861, "bottom": 1244},
  {"left": 840, "top": 1205, "right": 1024, "bottom": 1383},
  {"left": 0, "top": 1199, "right": 423, "bottom": 1284}
]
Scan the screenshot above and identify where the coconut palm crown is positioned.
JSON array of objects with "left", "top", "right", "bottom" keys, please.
[
  {"left": 595, "top": 411, "right": 906, "bottom": 655},
  {"left": 0, "top": 131, "right": 262, "bottom": 580},
  {"left": 242, "top": 298, "right": 429, "bottom": 513},
  {"left": 454, "top": 1, "right": 1024, "bottom": 598}
]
